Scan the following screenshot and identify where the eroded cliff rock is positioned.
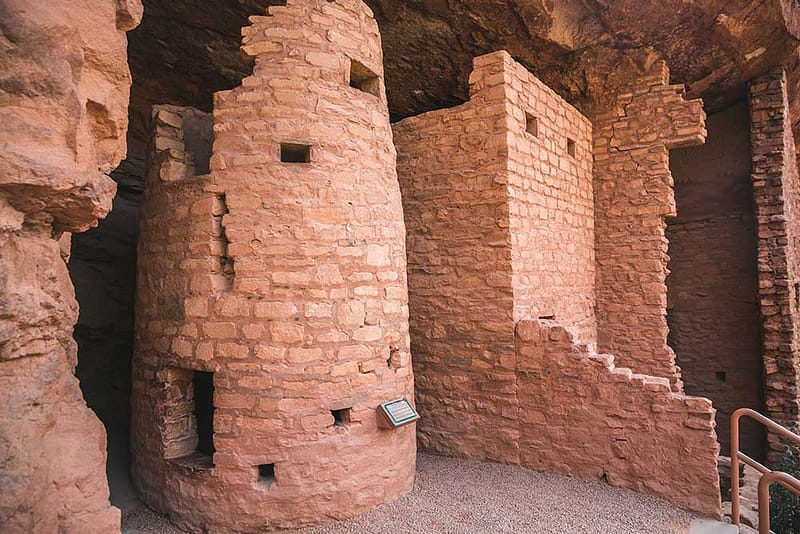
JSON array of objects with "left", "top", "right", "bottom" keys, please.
[{"left": 0, "top": 0, "right": 141, "bottom": 531}]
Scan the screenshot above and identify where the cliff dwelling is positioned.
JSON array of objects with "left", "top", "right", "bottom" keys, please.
[{"left": 1, "top": 0, "right": 800, "bottom": 533}]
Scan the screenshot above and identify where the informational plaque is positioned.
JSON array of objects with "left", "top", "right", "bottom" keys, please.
[{"left": 377, "top": 398, "right": 420, "bottom": 429}]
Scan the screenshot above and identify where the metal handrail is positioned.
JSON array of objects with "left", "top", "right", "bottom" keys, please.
[{"left": 730, "top": 407, "right": 800, "bottom": 534}]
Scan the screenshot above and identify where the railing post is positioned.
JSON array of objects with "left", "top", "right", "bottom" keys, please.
[
  {"left": 731, "top": 409, "right": 742, "bottom": 526},
  {"left": 730, "top": 408, "right": 800, "bottom": 532},
  {"left": 757, "top": 472, "right": 773, "bottom": 534}
]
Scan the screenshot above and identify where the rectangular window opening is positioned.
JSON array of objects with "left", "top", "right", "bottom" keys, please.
[
  {"left": 715, "top": 371, "right": 727, "bottom": 383},
  {"left": 280, "top": 143, "right": 311, "bottom": 163},
  {"left": 331, "top": 408, "right": 351, "bottom": 427},
  {"left": 194, "top": 370, "right": 215, "bottom": 456},
  {"left": 567, "top": 138, "right": 576, "bottom": 157},
  {"left": 258, "top": 463, "right": 275, "bottom": 486},
  {"left": 349, "top": 58, "right": 381, "bottom": 98},
  {"left": 794, "top": 282, "right": 799, "bottom": 309},
  {"left": 162, "top": 368, "right": 215, "bottom": 469},
  {"left": 525, "top": 113, "right": 539, "bottom": 137}
]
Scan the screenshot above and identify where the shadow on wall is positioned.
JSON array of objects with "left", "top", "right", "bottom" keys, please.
[
  {"left": 69, "top": 182, "right": 141, "bottom": 511},
  {"left": 666, "top": 100, "right": 765, "bottom": 462}
]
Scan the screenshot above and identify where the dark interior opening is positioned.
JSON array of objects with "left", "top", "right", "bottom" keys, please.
[
  {"left": 67, "top": 0, "right": 282, "bottom": 514},
  {"left": 566, "top": 138, "right": 576, "bottom": 157},
  {"left": 194, "top": 371, "right": 216, "bottom": 455},
  {"left": 258, "top": 463, "right": 276, "bottom": 486},
  {"left": 349, "top": 58, "right": 381, "bottom": 98},
  {"left": 666, "top": 100, "right": 765, "bottom": 461},
  {"left": 70, "top": 184, "right": 140, "bottom": 510},
  {"left": 281, "top": 143, "right": 311, "bottom": 163},
  {"left": 331, "top": 408, "right": 351, "bottom": 427},
  {"left": 525, "top": 113, "right": 539, "bottom": 137}
]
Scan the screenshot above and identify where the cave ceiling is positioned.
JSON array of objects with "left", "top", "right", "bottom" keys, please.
[{"left": 127, "top": 0, "right": 800, "bottom": 147}]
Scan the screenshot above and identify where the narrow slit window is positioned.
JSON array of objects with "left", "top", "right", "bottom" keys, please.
[
  {"left": 194, "top": 370, "right": 215, "bottom": 456},
  {"left": 794, "top": 282, "right": 799, "bottom": 308},
  {"left": 525, "top": 113, "right": 539, "bottom": 137},
  {"left": 567, "top": 138, "right": 576, "bottom": 157},
  {"left": 331, "top": 408, "right": 351, "bottom": 427},
  {"left": 281, "top": 143, "right": 311, "bottom": 163},
  {"left": 258, "top": 464, "right": 275, "bottom": 486},
  {"left": 349, "top": 58, "right": 381, "bottom": 98}
]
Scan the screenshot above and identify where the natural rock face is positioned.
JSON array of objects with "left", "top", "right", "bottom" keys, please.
[
  {"left": 394, "top": 51, "right": 721, "bottom": 517},
  {"left": 371, "top": 0, "right": 800, "bottom": 120},
  {"left": 131, "top": 1, "right": 416, "bottom": 531},
  {"left": 0, "top": 0, "right": 141, "bottom": 531},
  {"left": 123, "top": 0, "right": 800, "bottom": 122}
]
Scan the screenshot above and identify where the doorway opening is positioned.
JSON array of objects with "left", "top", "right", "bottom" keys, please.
[{"left": 666, "top": 100, "right": 765, "bottom": 461}]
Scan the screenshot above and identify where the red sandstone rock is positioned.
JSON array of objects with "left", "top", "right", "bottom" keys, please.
[
  {"left": 593, "top": 60, "right": 707, "bottom": 387},
  {"left": 0, "top": 1, "right": 140, "bottom": 532}
]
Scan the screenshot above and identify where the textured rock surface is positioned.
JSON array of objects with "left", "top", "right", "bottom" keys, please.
[
  {"left": 516, "top": 320, "right": 721, "bottom": 518},
  {"left": 592, "top": 60, "right": 707, "bottom": 386},
  {"left": 131, "top": 1, "right": 416, "bottom": 531},
  {"left": 124, "top": 0, "right": 800, "bottom": 120},
  {"left": 0, "top": 0, "right": 141, "bottom": 531},
  {"left": 667, "top": 102, "right": 765, "bottom": 460},
  {"left": 749, "top": 69, "right": 800, "bottom": 459},
  {"left": 394, "top": 51, "right": 721, "bottom": 517}
]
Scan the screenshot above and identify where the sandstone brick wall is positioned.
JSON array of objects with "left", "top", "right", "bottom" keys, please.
[
  {"left": 393, "top": 53, "right": 519, "bottom": 463},
  {"left": 131, "top": 1, "right": 416, "bottom": 531},
  {"left": 0, "top": 1, "right": 141, "bottom": 531},
  {"left": 516, "top": 319, "right": 721, "bottom": 518},
  {"left": 667, "top": 102, "right": 765, "bottom": 459},
  {"left": 593, "top": 62, "right": 707, "bottom": 385},
  {"left": 504, "top": 59, "right": 596, "bottom": 344},
  {"left": 395, "top": 51, "right": 721, "bottom": 517},
  {"left": 749, "top": 69, "right": 800, "bottom": 458}
]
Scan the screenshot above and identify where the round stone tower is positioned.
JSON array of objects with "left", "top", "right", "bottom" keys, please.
[{"left": 131, "top": 0, "right": 416, "bottom": 530}]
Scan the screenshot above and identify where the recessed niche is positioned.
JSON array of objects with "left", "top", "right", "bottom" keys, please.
[
  {"left": 161, "top": 368, "right": 215, "bottom": 468},
  {"left": 194, "top": 370, "right": 216, "bottom": 456},
  {"left": 349, "top": 58, "right": 381, "bottom": 98},
  {"left": 715, "top": 371, "right": 727, "bottom": 383},
  {"left": 280, "top": 143, "right": 311, "bottom": 163},
  {"left": 567, "top": 138, "right": 576, "bottom": 157},
  {"left": 331, "top": 408, "right": 351, "bottom": 427},
  {"left": 257, "top": 463, "right": 275, "bottom": 486},
  {"left": 525, "top": 113, "right": 539, "bottom": 137}
]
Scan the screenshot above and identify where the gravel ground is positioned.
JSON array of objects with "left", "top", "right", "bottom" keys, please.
[{"left": 122, "top": 453, "right": 698, "bottom": 533}]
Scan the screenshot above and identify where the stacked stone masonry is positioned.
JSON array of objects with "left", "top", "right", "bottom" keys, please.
[
  {"left": 394, "top": 50, "right": 722, "bottom": 517},
  {"left": 131, "top": 1, "right": 416, "bottom": 531},
  {"left": 0, "top": 0, "right": 142, "bottom": 531},
  {"left": 516, "top": 320, "right": 721, "bottom": 517},
  {"left": 667, "top": 102, "right": 765, "bottom": 460},
  {"left": 592, "top": 62, "right": 708, "bottom": 386},
  {"left": 749, "top": 69, "right": 800, "bottom": 459}
]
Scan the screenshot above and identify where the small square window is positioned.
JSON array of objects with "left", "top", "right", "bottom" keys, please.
[
  {"left": 281, "top": 143, "right": 311, "bottom": 163},
  {"left": 525, "top": 113, "right": 539, "bottom": 137},
  {"left": 349, "top": 59, "right": 381, "bottom": 98},
  {"left": 715, "top": 371, "right": 727, "bottom": 383},
  {"left": 331, "top": 408, "right": 351, "bottom": 427},
  {"left": 258, "top": 464, "right": 275, "bottom": 486},
  {"left": 567, "top": 138, "right": 576, "bottom": 157}
]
